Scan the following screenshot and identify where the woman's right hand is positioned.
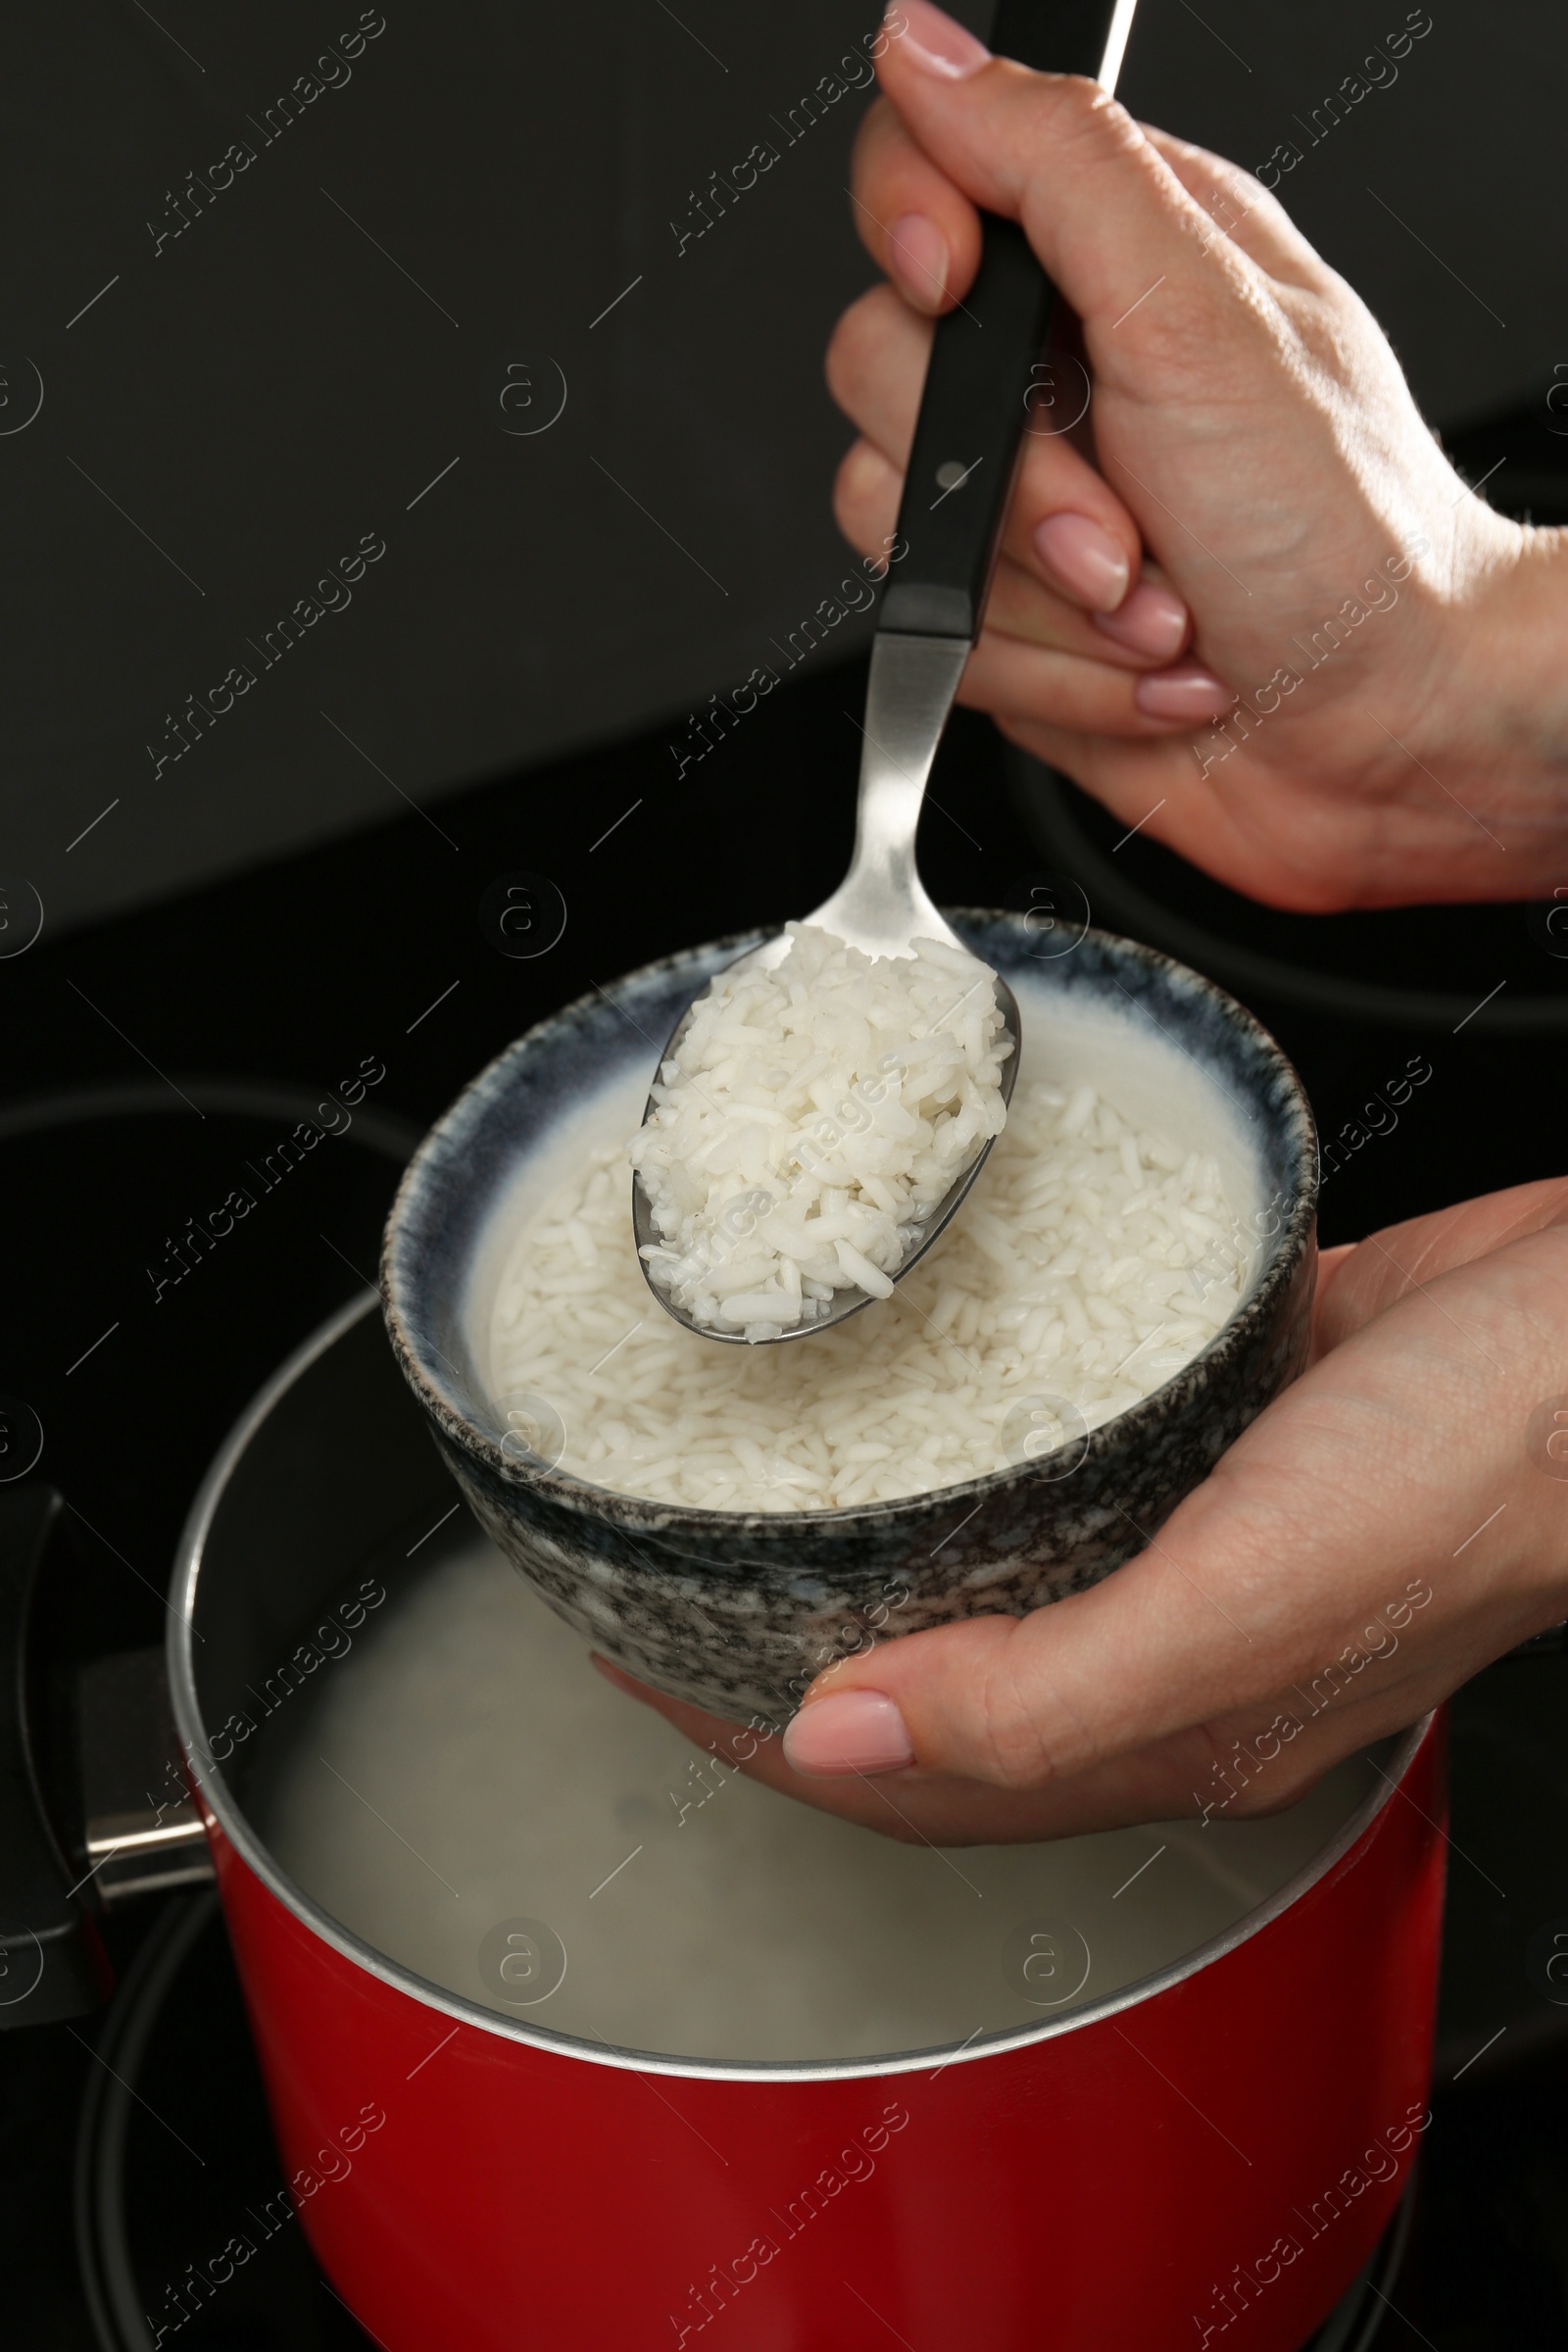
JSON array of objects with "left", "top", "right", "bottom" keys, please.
[{"left": 830, "top": 0, "right": 1568, "bottom": 911}]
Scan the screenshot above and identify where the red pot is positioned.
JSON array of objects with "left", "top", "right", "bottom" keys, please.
[{"left": 170, "top": 1300, "right": 1446, "bottom": 2352}]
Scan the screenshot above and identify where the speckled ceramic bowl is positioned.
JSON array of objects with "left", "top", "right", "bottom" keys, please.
[{"left": 381, "top": 914, "right": 1317, "bottom": 1724}]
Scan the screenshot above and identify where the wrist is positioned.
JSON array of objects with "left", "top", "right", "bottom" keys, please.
[{"left": 1436, "top": 519, "right": 1568, "bottom": 808}]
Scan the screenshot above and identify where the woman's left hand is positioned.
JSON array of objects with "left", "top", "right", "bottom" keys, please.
[{"left": 600, "top": 1179, "right": 1568, "bottom": 1844}]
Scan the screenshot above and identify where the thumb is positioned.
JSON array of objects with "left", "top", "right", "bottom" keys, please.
[
  {"left": 877, "top": 0, "right": 1245, "bottom": 374},
  {"left": 782, "top": 1539, "right": 1239, "bottom": 1788}
]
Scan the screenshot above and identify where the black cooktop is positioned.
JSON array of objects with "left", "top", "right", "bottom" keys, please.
[{"left": 6, "top": 648, "right": 1568, "bottom": 2350}]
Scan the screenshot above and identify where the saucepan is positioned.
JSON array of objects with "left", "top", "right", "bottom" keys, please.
[{"left": 140, "top": 1295, "right": 1445, "bottom": 2352}]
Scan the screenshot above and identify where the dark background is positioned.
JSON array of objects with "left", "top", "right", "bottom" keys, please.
[
  {"left": 5, "top": 2, "right": 1568, "bottom": 2347},
  {"left": 4, "top": 0, "right": 1565, "bottom": 931}
]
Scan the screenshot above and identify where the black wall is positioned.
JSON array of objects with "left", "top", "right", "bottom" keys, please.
[{"left": 3, "top": 0, "right": 1561, "bottom": 935}]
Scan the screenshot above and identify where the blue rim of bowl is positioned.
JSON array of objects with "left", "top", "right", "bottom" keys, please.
[{"left": 380, "top": 913, "right": 1319, "bottom": 1536}]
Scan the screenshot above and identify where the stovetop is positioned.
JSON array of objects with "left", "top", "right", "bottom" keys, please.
[{"left": 5, "top": 645, "right": 1568, "bottom": 2349}]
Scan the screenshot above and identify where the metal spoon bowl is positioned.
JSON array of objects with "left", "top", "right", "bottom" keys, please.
[
  {"left": 632, "top": 962, "right": 1020, "bottom": 1348},
  {"left": 633, "top": 636, "right": 1021, "bottom": 1343}
]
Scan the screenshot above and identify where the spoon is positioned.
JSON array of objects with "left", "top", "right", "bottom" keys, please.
[{"left": 634, "top": 0, "right": 1139, "bottom": 1346}]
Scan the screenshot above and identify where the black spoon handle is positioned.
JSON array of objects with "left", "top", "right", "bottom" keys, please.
[{"left": 879, "top": 0, "right": 1138, "bottom": 642}]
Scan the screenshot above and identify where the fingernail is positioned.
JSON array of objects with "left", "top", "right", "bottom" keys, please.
[
  {"left": 1094, "top": 579, "right": 1191, "bottom": 661},
  {"left": 1135, "top": 662, "right": 1235, "bottom": 721},
  {"left": 783, "top": 1690, "right": 915, "bottom": 1777},
  {"left": 1031, "top": 513, "right": 1132, "bottom": 613},
  {"left": 896, "top": 0, "right": 992, "bottom": 79},
  {"left": 887, "top": 213, "right": 950, "bottom": 310}
]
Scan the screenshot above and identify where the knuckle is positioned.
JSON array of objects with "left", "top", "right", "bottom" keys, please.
[
  {"left": 1045, "top": 76, "right": 1143, "bottom": 160},
  {"left": 1116, "top": 280, "right": 1259, "bottom": 394},
  {"left": 1222, "top": 1761, "right": 1322, "bottom": 1819},
  {"left": 1200, "top": 149, "right": 1263, "bottom": 205},
  {"left": 823, "top": 283, "right": 897, "bottom": 407},
  {"left": 971, "top": 1648, "right": 1089, "bottom": 1790},
  {"left": 832, "top": 449, "right": 893, "bottom": 549},
  {"left": 1195, "top": 1717, "right": 1331, "bottom": 1821},
  {"left": 1018, "top": 437, "right": 1088, "bottom": 499},
  {"left": 852, "top": 93, "right": 905, "bottom": 185}
]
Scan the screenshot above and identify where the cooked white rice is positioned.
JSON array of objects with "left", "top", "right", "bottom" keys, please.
[
  {"left": 627, "top": 925, "right": 1010, "bottom": 1339},
  {"left": 490, "top": 1063, "right": 1252, "bottom": 1514}
]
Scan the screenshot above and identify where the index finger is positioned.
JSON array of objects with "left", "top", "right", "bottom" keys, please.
[
  {"left": 871, "top": 7, "right": 1254, "bottom": 376},
  {"left": 850, "top": 93, "right": 983, "bottom": 314}
]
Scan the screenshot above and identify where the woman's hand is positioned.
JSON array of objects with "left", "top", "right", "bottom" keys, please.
[
  {"left": 828, "top": 0, "right": 1568, "bottom": 910},
  {"left": 600, "top": 1178, "right": 1568, "bottom": 1845}
]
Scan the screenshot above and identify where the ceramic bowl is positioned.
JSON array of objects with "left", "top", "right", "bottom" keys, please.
[{"left": 380, "top": 914, "right": 1317, "bottom": 1724}]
